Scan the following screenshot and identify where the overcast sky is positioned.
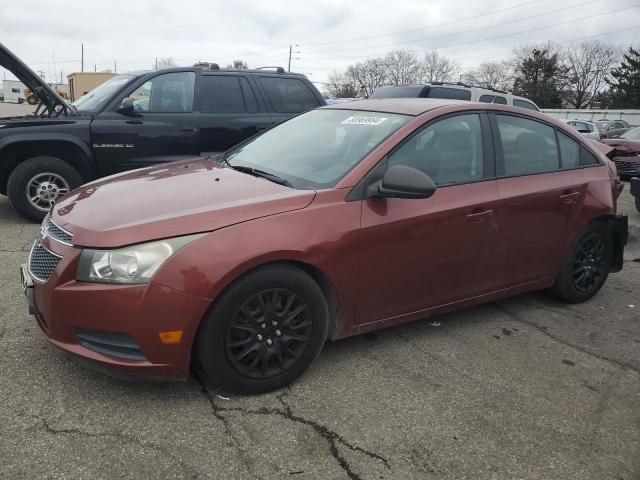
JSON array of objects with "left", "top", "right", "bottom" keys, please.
[{"left": 1, "top": 0, "right": 639, "bottom": 89}]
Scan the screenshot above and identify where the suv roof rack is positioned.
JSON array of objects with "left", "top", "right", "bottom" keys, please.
[
  {"left": 428, "top": 81, "right": 509, "bottom": 95},
  {"left": 255, "top": 66, "right": 285, "bottom": 73},
  {"left": 193, "top": 62, "right": 220, "bottom": 70}
]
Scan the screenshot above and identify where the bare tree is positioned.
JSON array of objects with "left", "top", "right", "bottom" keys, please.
[
  {"left": 324, "top": 71, "right": 359, "bottom": 98},
  {"left": 156, "top": 57, "right": 177, "bottom": 69},
  {"left": 347, "top": 58, "right": 388, "bottom": 97},
  {"left": 421, "top": 51, "right": 460, "bottom": 82},
  {"left": 384, "top": 49, "right": 423, "bottom": 85},
  {"left": 462, "top": 61, "right": 513, "bottom": 91},
  {"left": 563, "top": 40, "right": 620, "bottom": 108},
  {"left": 227, "top": 59, "right": 248, "bottom": 69}
]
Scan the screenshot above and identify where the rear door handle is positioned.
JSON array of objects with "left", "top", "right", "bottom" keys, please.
[
  {"left": 465, "top": 208, "right": 494, "bottom": 223},
  {"left": 181, "top": 127, "right": 199, "bottom": 133},
  {"left": 559, "top": 191, "right": 580, "bottom": 204}
]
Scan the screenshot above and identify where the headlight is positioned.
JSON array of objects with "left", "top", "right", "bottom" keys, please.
[{"left": 76, "top": 234, "right": 203, "bottom": 284}]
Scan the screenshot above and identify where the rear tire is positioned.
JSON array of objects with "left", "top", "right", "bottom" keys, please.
[
  {"left": 195, "top": 265, "right": 329, "bottom": 394},
  {"left": 551, "top": 221, "right": 613, "bottom": 303},
  {"left": 7, "top": 156, "right": 82, "bottom": 222}
]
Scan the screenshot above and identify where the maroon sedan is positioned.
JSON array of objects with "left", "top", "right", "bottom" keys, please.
[
  {"left": 600, "top": 126, "right": 640, "bottom": 179},
  {"left": 22, "top": 99, "right": 628, "bottom": 393}
]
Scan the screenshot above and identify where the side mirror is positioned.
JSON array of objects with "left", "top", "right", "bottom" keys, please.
[
  {"left": 117, "top": 97, "right": 136, "bottom": 116},
  {"left": 367, "top": 165, "right": 437, "bottom": 199}
]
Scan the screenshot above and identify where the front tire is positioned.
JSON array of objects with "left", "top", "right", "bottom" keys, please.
[
  {"left": 551, "top": 221, "right": 613, "bottom": 303},
  {"left": 7, "top": 156, "right": 82, "bottom": 222},
  {"left": 635, "top": 195, "right": 640, "bottom": 213},
  {"left": 195, "top": 265, "right": 329, "bottom": 394}
]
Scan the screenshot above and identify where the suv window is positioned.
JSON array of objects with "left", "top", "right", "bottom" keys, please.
[
  {"left": 580, "top": 146, "right": 600, "bottom": 166},
  {"left": 479, "top": 95, "right": 495, "bottom": 103},
  {"left": 493, "top": 96, "right": 507, "bottom": 104},
  {"left": 239, "top": 78, "right": 259, "bottom": 113},
  {"left": 130, "top": 72, "right": 195, "bottom": 113},
  {"left": 259, "top": 77, "right": 319, "bottom": 113},
  {"left": 200, "top": 76, "right": 244, "bottom": 113},
  {"left": 496, "top": 115, "right": 559, "bottom": 176},
  {"left": 425, "top": 87, "right": 472, "bottom": 101},
  {"left": 388, "top": 114, "right": 484, "bottom": 186},
  {"left": 513, "top": 99, "right": 538, "bottom": 111}
]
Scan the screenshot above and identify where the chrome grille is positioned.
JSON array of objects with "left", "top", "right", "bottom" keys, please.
[
  {"left": 42, "top": 214, "right": 73, "bottom": 246},
  {"left": 29, "top": 242, "right": 62, "bottom": 283}
]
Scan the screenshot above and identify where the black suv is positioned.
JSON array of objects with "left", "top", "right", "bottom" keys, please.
[{"left": 0, "top": 43, "right": 325, "bottom": 221}]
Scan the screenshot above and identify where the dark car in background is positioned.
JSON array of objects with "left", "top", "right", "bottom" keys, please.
[
  {"left": 594, "top": 119, "right": 634, "bottom": 139},
  {"left": 0, "top": 42, "right": 325, "bottom": 221},
  {"left": 600, "top": 126, "right": 640, "bottom": 179}
]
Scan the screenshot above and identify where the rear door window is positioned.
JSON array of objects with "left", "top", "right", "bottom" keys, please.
[
  {"left": 479, "top": 95, "right": 495, "bottom": 103},
  {"left": 200, "top": 76, "right": 245, "bottom": 113},
  {"left": 557, "top": 131, "right": 580, "bottom": 169},
  {"left": 259, "top": 77, "right": 320, "bottom": 113},
  {"left": 493, "top": 96, "right": 507, "bottom": 104},
  {"left": 496, "top": 115, "right": 559, "bottom": 176},
  {"left": 425, "top": 87, "right": 471, "bottom": 100}
]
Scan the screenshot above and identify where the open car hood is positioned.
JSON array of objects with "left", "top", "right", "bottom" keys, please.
[{"left": 0, "top": 42, "right": 70, "bottom": 113}]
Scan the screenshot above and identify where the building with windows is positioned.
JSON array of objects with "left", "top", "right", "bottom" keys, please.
[{"left": 2, "top": 79, "right": 26, "bottom": 103}]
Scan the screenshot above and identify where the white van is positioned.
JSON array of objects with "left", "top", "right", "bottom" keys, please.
[{"left": 370, "top": 82, "right": 540, "bottom": 111}]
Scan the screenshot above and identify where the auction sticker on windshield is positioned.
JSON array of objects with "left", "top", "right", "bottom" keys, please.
[{"left": 342, "top": 116, "right": 387, "bottom": 126}]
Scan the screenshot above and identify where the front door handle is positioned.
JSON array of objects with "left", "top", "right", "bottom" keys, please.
[
  {"left": 559, "top": 191, "right": 580, "bottom": 204},
  {"left": 181, "top": 127, "right": 199, "bottom": 133},
  {"left": 465, "top": 208, "right": 494, "bottom": 223}
]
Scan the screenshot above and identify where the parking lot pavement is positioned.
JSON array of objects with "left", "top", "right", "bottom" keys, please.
[
  {"left": 0, "top": 192, "right": 638, "bottom": 480},
  {"left": 0, "top": 102, "right": 36, "bottom": 117}
]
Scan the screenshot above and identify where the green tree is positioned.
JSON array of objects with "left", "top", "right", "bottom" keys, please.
[
  {"left": 512, "top": 46, "right": 568, "bottom": 108},
  {"left": 606, "top": 47, "right": 640, "bottom": 108}
]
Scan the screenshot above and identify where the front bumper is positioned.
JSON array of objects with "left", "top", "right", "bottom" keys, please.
[{"left": 22, "top": 238, "right": 211, "bottom": 380}]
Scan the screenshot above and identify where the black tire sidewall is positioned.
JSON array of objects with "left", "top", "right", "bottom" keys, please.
[
  {"left": 7, "top": 156, "right": 83, "bottom": 222},
  {"left": 553, "top": 221, "right": 613, "bottom": 303},
  {"left": 196, "top": 265, "right": 329, "bottom": 394}
]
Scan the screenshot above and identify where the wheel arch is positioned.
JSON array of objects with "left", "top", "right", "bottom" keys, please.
[
  {"left": 201, "top": 257, "right": 342, "bottom": 342},
  {"left": 0, "top": 134, "right": 95, "bottom": 194}
]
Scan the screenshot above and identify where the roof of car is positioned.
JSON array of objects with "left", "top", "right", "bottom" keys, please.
[{"left": 320, "top": 98, "right": 470, "bottom": 116}]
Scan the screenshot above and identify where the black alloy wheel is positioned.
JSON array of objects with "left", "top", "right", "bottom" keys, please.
[
  {"left": 225, "top": 288, "right": 312, "bottom": 379},
  {"left": 572, "top": 233, "right": 606, "bottom": 293}
]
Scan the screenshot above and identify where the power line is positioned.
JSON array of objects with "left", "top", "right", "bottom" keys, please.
[
  {"left": 302, "top": 0, "right": 548, "bottom": 47},
  {"left": 299, "top": 4, "right": 640, "bottom": 62},
  {"left": 303, "top": 0, "right": 602, "bottom": 54}
]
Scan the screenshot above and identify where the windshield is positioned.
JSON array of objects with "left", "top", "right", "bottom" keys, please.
[
  {"left": 621, "top": 126, "right": 640, "bottom": 141},
  {"left": 223, "top": 109, "right": 412, "bottom": 189},
  {"left": 72, "top": 75, "right": 135, "bottom": 112}
]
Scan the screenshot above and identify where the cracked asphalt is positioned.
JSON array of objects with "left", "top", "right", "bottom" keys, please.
[{"left": 0, "top": 188, "right": 639, "bottom": 480}]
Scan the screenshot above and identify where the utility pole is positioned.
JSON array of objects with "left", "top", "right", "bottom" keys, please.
[
  {"left": 114, "top": 61, "right": 117, "bottom": 74},
  {"left": 94, "top": 64, "right": 96, "bottom": 72},
  {"left": 288, "top": 45, "right": 292, "bottom": 72},
  {"left": 81, "top": 43, "right": 84, "bottom": 72},
  {"left": 155, "top": 57, "right": 158, "bottom": 70}
]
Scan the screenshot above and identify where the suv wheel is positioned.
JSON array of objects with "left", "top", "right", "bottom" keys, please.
[
  {"left": 551, "top": 221, "right": 613, "bottom": 303},
  {"left": 195, "top": 265, "right": 329, "bottom": 394},
  {"left": 7, "top": 156, "right": 82, "bottom": 222}
]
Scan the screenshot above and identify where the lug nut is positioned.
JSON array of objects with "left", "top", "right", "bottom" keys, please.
[
  {"left": 275, "top": 330, "right": 282, "bottom": 337},
  {"left": 256, "top": 334, "right": 263, "bottom": 341},
  {"left": 266, "top": 339, "right": 273, "bottom": 346},
  {"left": 272, "top": 320, "right": 278, "bottom": 326},
  {"left": 261, "top": 323, "right": 266, "bottom": 329}
]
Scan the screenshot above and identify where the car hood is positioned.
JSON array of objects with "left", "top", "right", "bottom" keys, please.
[
  {"left": 52, "top": 158, "right": 316, "bottom": 248},
  {"left": 0, "top": 42, "right": 70, "bottom": 112},
  {"left": 601, "top": 138, "right": 640, "bottom": 153}
]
